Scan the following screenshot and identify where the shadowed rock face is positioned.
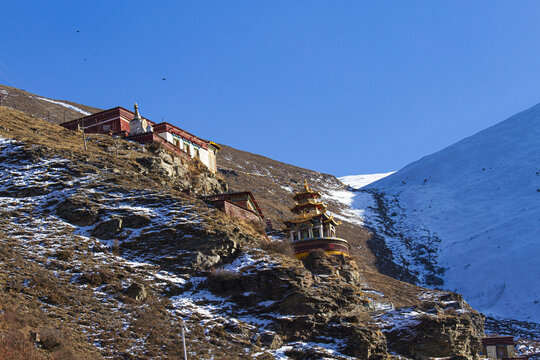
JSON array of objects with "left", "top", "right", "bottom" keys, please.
[
  {"left": 92, "top": 218, "right": 123, "bottom": 240},
  {"left": 205, "top": 251, "right": 389, "bottom": 359},
  {"left": 121, "top": 214, "right": 150, "bottom": 228},
  {"left": 56, "top": 197, "right": 101, "bottom": 227}
]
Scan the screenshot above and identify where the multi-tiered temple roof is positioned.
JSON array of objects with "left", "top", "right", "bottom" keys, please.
[{"left": 283, "top": 181, "right": 350, "bottom": 259}]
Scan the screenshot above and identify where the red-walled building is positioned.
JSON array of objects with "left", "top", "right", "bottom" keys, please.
[
  {"left": 61, "top": 103, "right": 220, "bottom": 173},
  {"left": 61, "top": 106, "right": 142, "bottom": 136},
  {"left": 199, "top": 192, "right": 265, "bottom": 223}
]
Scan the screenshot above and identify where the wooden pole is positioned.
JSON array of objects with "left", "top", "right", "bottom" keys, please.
[
  {"left": 181, "top": 320, "right": 188, "bottom": 360},
  {"left": 80, "top": 120, "right": 87, "bottom": 151},
  {"left": 113, "top": 137, "right": 119, "bottom": 157}
]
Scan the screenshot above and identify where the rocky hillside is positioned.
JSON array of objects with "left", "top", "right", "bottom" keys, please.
[
  {"left": 0, "top": 84, "right": 101, "bottom": 124},
  {"left": 0, "top": 106, "right": 487, "bottom": 359},
  {"left": 217, "top": 145, "right": 385, "bottom": 274}
]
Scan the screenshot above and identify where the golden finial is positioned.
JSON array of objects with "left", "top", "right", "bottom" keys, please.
[
  {"left": 304, "top": 179, "right": 310, "bottom": 191},
  {"left": 133, "top": 102, "right": 141, "bottom": 119}
]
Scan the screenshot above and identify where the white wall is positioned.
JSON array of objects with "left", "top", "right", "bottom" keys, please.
[
  {"left": 160, "top": 131, "right": 215, "bottom": 172},
  {"left": 198, "top": 148, "right": 210, "bottom": 168}
]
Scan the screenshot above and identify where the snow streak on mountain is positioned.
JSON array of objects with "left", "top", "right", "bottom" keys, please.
[{"left": 345, "top": 103, "right": 540, "bottom": 323}]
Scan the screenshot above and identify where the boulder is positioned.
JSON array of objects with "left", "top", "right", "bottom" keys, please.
[
  {"left": 92, "top": 218, "right": 122, "bottom": 239},
  {"left": 302, "top": 250, "right": 338, "bottom": 276},
  {"left": 125, "top": 283, "right": 147, "bottom": 301},
  {"left": 156, "top": 148, "right": 174, "bottom": 165},
  {"left": 257, "top": 331, "right": 283, "bottom": 349},
  {"left": 12, "top": 186, "right": 50, "bottom": 197},
  {"left": 193, "top": 251, "right": 221, "bottom": 269}
]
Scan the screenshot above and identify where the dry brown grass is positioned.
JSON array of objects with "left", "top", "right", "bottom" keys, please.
[
  {"left": 0, "top": 332, "right": 44, "bottom": 360},
  {"left": 0, "top": 107, "right": 190, "bottom": 197},
  {"left": 55, "top": 249, "right": 73, "bottom": 261},
  {"left": 0, "top": 84, "right": 101, "bottom": 124},
  {"left": 0, "top": 296, "right": 88, "bottom": 360},
  {"left": 77, "top": 269, "right": 115, "bottom": 287},
  {"left": 259, "top": 239, "right": 294, "bottom": 257}
]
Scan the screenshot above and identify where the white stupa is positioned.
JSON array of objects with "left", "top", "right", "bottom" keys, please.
[{"left": 129, "top": 102, "right": 152, "bottom": 135}]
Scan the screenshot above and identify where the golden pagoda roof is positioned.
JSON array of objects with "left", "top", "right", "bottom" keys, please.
[
  {"left": 282, "top": 211, "right": 329, "bottom": 225},
  {"left": 283, "top": 181, "right": 341, "bottom": 229},
  {"left": 324, "top": 214, "right": 341, "bottom": 226},
  {"left": 282, "top": 211, "right": 341, "bottom": 228},
  {"left": 290, "top": 199, "right": 326, "bottom": 212},
  {"left": 292, "top": 180, "right": 322, "bottom": 200}
]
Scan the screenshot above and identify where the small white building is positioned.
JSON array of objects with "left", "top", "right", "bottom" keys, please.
[{"left": 481, "top": 336, "right": 524, "bottom": 359}]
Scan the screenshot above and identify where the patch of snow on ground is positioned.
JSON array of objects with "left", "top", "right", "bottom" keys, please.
[
  {"left": 35, "top": 96, "right": 91, "bottom": 115},
  {"left": 323, "top": 187, "right": 376, "bottom": 227},
  {"left": 271, "top": 340, "right": 353, "bottom": 360},
  {"left": 222, "top": 251, "right": 278, "bottom": 274},
  {"left": 375, "top": 307, "right": 423, "bottom": 331},
  {"left": 280, "top": 185, "right": 293, "bottom": 193}
]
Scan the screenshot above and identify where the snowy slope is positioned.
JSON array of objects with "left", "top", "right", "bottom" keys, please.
[
  {"left": 345, "top": 103, "right": 540, "bottom": 323},
  {"left": 339, "top": 172, "right": 394, "bottom": 189}
]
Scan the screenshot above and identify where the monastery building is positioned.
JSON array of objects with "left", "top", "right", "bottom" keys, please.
[
  {"left": 283, "top": 181, "right": 350, "bottom": 259},
  {"left": 61, "top": 103, "right": 220, "bottom": 173}
]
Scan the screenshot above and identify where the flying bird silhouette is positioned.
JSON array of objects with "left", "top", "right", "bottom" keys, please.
[
  {"left": 162, "top": 78, "right": 167, "bottom": 81},
  {"left": 76, "top": 30, "right": 80, "bottom": 33}
]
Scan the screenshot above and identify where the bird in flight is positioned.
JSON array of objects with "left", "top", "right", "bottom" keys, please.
[
  {"left": 162, "top": 78, "right": 167, "bottom": 81},
  {"left": 76, "top": 30, "right": 80, "bottom": 32}
]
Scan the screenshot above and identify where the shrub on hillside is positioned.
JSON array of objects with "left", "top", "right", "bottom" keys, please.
[
  {"left": 39, "top": 328, "right": 62, "bottom": 350},
  {"left": 208, "top": 267, "right": 240, "bottom": 282},
  {"left": 55, "top": 249, "right": 73, "bottom": 261},
  {"left": 78, "top": 269, "right": 114, "bottom": 286}
]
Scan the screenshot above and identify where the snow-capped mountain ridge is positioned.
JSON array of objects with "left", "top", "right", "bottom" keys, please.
[{"left": 344, "top": 101, "right": 540, "bottom": 323}]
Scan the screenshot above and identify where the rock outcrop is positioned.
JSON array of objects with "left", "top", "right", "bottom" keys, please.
[
  {"left": 377, "top": 292, "right": 484, "bottom": 359},
  {"left": 136, "top": 145, "right": 228, "bottom": 195},
  {"left": 56, "top": 197, "right": 101, "bottom": 227},
  {"left": 203, "top": 249, "right": 484, "bottom": 359}
]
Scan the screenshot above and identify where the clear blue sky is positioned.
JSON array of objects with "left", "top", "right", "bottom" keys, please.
[{"left": 2, "top": 1, "right": 540, "bottom": 176}]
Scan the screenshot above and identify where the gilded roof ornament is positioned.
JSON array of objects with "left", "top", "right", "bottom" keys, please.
[{"left": 133, "top": 102, "right": 141, "bottom": 120}]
